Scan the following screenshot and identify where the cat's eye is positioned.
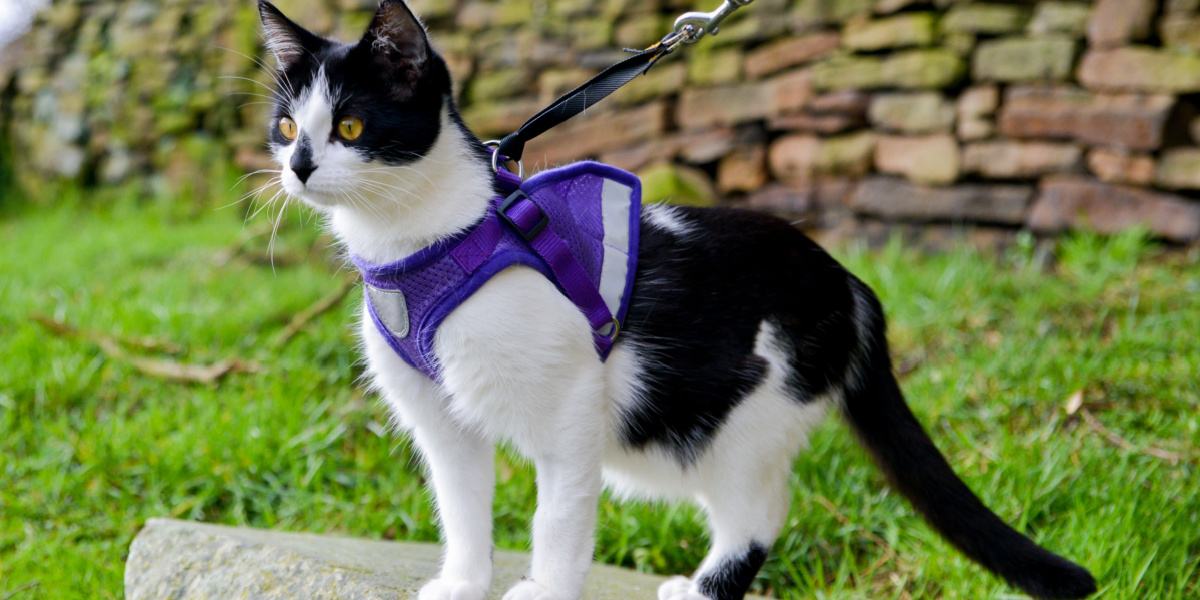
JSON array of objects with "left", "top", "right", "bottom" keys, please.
[
  {"left": 337, "top": 116, "right": 364, "bottom": 141},
  {"left": 278, "top": 117, "right": 298, "bottom": 141}
]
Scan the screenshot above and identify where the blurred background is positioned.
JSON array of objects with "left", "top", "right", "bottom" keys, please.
[
  {"left": 1, "top": 1, "right": 1197, "bottom": 599},
  {"left": 4, "top": 0, "right": 1200, "bottom": 240}
]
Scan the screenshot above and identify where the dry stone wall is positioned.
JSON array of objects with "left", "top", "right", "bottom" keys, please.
[{"left": 4, "top": 0, "right": 1200, "bottom": 241}]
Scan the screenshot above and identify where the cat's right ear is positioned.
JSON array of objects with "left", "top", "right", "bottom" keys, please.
[{"left": 258, "top": 1, "right": 322, "bottom": 70}]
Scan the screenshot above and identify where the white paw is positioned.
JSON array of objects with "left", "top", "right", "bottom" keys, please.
[
  {"left": 418, "top": 578, "right": 487, "bottom": 600},
  {"left": 657, "top": 576, "right": 711, "bottom": 600},
  {"left": 501, "top": 579, "right": 568, "bottom": 600}
]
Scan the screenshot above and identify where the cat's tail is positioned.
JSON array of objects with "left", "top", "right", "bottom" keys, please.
[{"left": 838, "top": 277, "right": 1096, "bottom": 599}]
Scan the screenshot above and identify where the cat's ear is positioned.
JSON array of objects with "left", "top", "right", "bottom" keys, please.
[
  {"left": 359, "top": 0, "right": 430, "bottom": 87},
  {"left": 258, "top": 1, "right": 323, "bottom": 70}
]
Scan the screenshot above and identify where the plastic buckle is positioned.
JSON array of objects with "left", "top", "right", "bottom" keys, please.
[{"left": 498, "top": 190, "right": 548, "bottom": 241}]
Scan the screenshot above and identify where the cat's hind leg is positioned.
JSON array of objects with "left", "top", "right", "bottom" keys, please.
[{"left": 658, "top": 462, "right": 791, "bottom": 600}]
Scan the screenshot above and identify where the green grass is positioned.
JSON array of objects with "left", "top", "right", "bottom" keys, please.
[{"left": 1, "top": 200, "right": 1197, "bottom": 599}]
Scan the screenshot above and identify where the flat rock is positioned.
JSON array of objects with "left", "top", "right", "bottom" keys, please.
[{"left": 125, "top": 519, "right": 723, "bottom": 600}]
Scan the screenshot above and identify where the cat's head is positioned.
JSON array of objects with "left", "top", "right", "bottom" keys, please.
[{"left": 257, "top": 0, "right": 463, "bottom": 212}]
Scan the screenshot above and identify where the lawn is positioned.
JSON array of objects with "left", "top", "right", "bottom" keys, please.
[{"left": 1, "top": 198, "right": 1197, "bottom": 599}]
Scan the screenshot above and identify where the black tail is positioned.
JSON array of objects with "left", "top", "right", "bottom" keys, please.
[{"left": 840, "top": 279, "right": 1095, "bottom": 599}]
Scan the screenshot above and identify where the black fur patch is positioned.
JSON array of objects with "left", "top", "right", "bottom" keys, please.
[
  {"left": 696, "top": 542, "right": 768, "bottom": 600},
  {"left": 617, "top": 207, "right": 856, "bottom": 463}
]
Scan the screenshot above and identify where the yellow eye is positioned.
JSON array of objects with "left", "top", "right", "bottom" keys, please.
[
  {"left": 337, "top": 116, "right": 363, "bottom": 141},
  {"left": 278, "top": 117, "right": 297, "bottom": 141}
]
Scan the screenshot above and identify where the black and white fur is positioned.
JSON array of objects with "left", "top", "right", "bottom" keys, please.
[{"left": 257, "top": 2, "right": 1097, "bottom": 599}]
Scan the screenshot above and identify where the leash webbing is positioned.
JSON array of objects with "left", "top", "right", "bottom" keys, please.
[{"left": 494, "top": 47, "right": 668, "bottom": 165}]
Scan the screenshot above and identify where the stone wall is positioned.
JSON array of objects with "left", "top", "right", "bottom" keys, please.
[{"left": 4, "top": 0, "right": 1200, "bottom": 241}]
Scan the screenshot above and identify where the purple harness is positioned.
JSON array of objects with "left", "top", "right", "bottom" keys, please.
[{"left": 353, "top": 161, "right": 642, "bottom": 381}]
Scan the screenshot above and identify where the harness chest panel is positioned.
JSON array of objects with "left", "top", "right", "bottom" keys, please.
[{"left": 353, "top": 161, "right": 642, "bottom": 381}]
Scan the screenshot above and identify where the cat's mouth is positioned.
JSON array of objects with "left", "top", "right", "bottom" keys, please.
[{"left": 281, "top": 174, "right": 338, "bottom": 209}]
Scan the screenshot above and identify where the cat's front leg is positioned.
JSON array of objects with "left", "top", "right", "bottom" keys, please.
[
  {"left": 410, "top": 417, "right": 495, "bottom": 600},
  {"left": 502, "top": 382, "right": 606, "bottom": 600}
]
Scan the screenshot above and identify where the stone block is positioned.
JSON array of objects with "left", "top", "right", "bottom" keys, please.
[
  {"left": 943, "top": 3, "right": 1030, "bottom": 35},
  {"left": 1159, "top": 15, "right": 1200, "bottom": 53},
  {"left": 868, "top": 92, "right": 955, "bottom": 133},
  {"left": 769, "top": 112, "right": 866, "bottom": 134},
  {"left": 744, "top": 32, "right": 841, "bottom": 80},
  {"left": 842, "top": 13, "right": 938, "bottom": 51},
  {"left": 874, "top": 134, "right": 960, "bottom": 185},
  {"left": 808, "top": 91, "right": 872, "bottom": 115},
  {"left": 1078, "top": 47, "right": 1200, "bottom": 93},
  {"left": 961, "top": 141, "right": 1082, "bottom": 178},
  {"left": 768, "top": 131, "right": 876, "bottom": 182},
  {"left": 1086, "top": 148, "right": 1156, "bottom": 185},
  {"left": 1156, "top": 148, "right": 1200, "bottom": 190},
  {"left": 767, "top": 69, "right": 816, "bottom": 115},
  {"left": 718, "top": 145, "right": 769, "bottom": 193},
  {"left": 943, "top": 32, "right": 976, "bottom": 57},
  {"left": 770, "top": 91, "right": 870, "bottom": 134},
  {"left": 1028, "top": 2, "right": 1092, "bottom": 36},
  {"left": 793, "top": 0, "right": 874, "bottom": 27},
  {"left": 688, "top": 48, "right": 744, "bottom": 87},
  {"left": 570, "top": 18, "right": 614, "bottom": 50},
  {"left": 882, "top": 49, "right": 966, "bottom": 90},
  {"left": 811, "top": 49, "right": 965, "bottom": 91},
  {"left": 615, "top": 15, "right": 667, "bottom": 49},
  {"left": 125, "top": 519, "right": 689, "bottom": 600},
  {"left": 973, "top": 36, "right": 1077, "bottom": 82},
  {"left": 676, "top": 128, "right": 741, "bottom": 164},
  {"left": 1030, "top": 177, "right": 1200, "bottom": 242},
  {"left": 638, "top": 162, "right": 718, "bottom": 206},
  {"left": 997, "top": 86, "right": 1174, "bottom": 151},
  {"left": 849, "top": 176, "right": 1032, "bottom": 224},
  {"left": 677, "top": 82, "right": 770, "bottom": 129},
  {"left": 744, "top": 179, "right": 854, "bottom": 216},
  {"left": 957, "top": 118, "right": 994, "bottom": 141},
  {"left": 1087, "top": 0, "right": 1156, "bottom": 48},
  {"left": 958, "top": 85, "right": 1000, "bottom": 118},
  {"left": 809, "top": 55, "right": 886, "bottom": 91},
  {"left": 1166, "top": 0, "right": 1200, "bottom": 13}
]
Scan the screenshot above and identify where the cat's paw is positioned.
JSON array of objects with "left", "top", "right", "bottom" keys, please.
[
  {"left": 501, "top": 579, "right": 569, "bottom": 600},
  {"left": 418, "top": 577, "right": 487, "bottom": 600},
  {"left": 657, "top": 576, "right": 712, "bottom": 600}
]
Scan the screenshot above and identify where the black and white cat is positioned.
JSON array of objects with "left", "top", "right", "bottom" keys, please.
[{"left": 257, "top": 2, "right": 1096, "bottom": 599}]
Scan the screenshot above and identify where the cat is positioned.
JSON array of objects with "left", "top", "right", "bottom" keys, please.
[{"left": 256, "top": 2, "right": 1097, "bottom": 599}]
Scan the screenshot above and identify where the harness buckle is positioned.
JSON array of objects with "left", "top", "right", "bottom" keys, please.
[{"left": 498, "top": 190, "right": 549, "bottom": 241}]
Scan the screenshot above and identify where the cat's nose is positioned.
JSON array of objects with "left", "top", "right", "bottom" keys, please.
[
  {"left": 290, "top": 136, "right": 316, "bottom": 184},
  {"left": 291, "top": 163, "right": 315, "bottom": 184}
]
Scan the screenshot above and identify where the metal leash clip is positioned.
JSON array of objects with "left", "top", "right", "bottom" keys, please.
[{"left": 663, "top": 0, "right": 756, "bottom": 51}]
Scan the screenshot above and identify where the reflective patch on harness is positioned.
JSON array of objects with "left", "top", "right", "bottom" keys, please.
[{"left": 366, "top": 285, "right": 410, "bottom": 339}]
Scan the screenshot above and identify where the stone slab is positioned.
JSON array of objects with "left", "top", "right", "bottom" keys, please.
[{"left": 126, "top": 519, "right": 745, "bottom": 600}]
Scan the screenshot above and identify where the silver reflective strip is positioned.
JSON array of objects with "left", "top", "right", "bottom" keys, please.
[
  {"left": 366, "top": 285, "right": 410, "bottom": 339},
  {"left": 599, "top": 178, "right": 633, "bottom": 317}
]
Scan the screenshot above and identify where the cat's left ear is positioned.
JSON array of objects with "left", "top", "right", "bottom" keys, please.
[
  {"left": 258, "top": 1, "right": 325, "bottom": 70},
  {"left": 359, "top": 0, "right": 430, "bottom": 89}
]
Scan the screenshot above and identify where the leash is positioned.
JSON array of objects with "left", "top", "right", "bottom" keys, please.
[{"left": 489, "top": 0, "right": 757, "bottom": 174}]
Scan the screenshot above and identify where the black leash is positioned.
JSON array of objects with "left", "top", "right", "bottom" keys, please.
[
  {"left": 492, "top": 0, "right": 756, "bottom": 169},
  {"left": 493, "top": 47, "right": 669, "bottom": 165}
]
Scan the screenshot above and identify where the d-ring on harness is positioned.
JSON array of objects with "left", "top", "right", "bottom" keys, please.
[{"left": 354, "top": 1, "right": 755, "bottom": 381}]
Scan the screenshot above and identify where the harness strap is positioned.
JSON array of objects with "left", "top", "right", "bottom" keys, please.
[
  {"left": 495, "top": 47, "right": 667, "bottom": 165},
  {"left": 498, "top": 190, "right": 619, "bottom": 351}
]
